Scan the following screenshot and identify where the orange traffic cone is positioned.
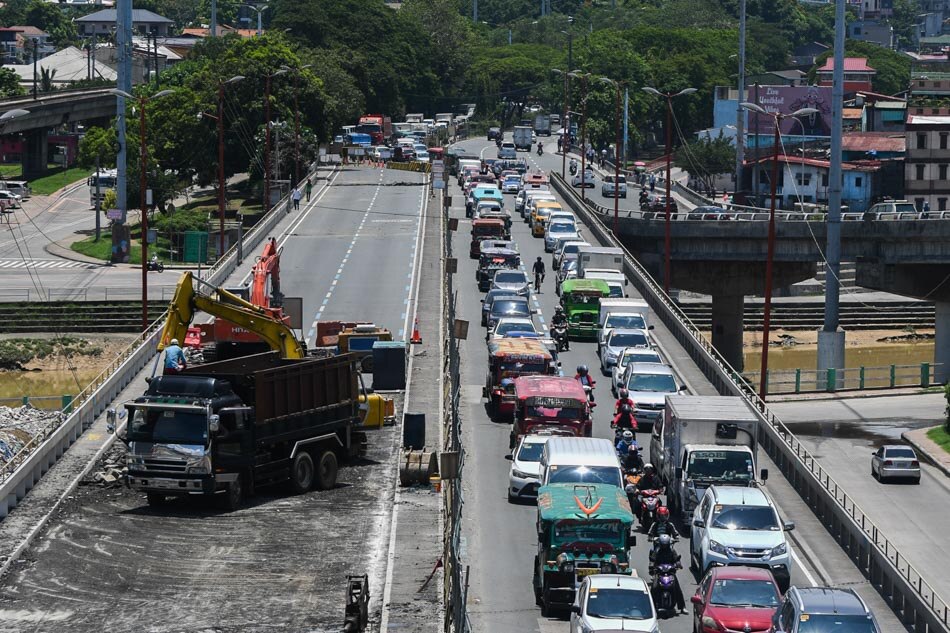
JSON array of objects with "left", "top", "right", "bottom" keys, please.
[{"left": 410, "top": 317, "right": 423, "bottom": 344}]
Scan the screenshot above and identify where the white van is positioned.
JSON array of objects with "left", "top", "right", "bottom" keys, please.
[
  {"left": 1, "top": 181, "right": 30, "bottom": 199},
  {"left": 540, "top": 437, "right": 623, "bottom": 488}
]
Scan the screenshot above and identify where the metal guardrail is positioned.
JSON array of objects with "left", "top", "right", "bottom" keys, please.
[
  {"left": 552, "top": 172, "right": 950, "bottom": 632},
  {"left": 0, "top": 167, "right": 329, "bottom": 519},
  {"left": 0, "top": 286, "right": 180, "bottom": 303},
  {"left": 744, "top": 363, "right": 943, "bottom": 395}
]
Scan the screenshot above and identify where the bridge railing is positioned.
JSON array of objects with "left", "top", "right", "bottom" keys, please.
[
  {"left": 744, "top": 363, "right": 942, "bottom": 395},
  {"left": 551, "top": 171, "right": 950, "bottom": 633}
]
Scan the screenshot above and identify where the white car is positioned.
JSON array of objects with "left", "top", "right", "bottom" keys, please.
[
  {"left": 544, "top": 221, "right": 579, "bottom": 252},
  {"left": 498, "top": 142, "right": 517, "bottom": 159},
  {"left": 571, "top": 168, "right": 595, "bottom": 188},
  {"left": 501, "top": 175, "right": 522, "bottom": 194},
  {"left": 0, "top": 190, "right": 22, "bottom": 202},
  {"left": 601, "top": 174, "right": 627, "bottom": 198},
  {"left": 690, "top": 485, "right": 795, "bottom": 592},
  {"left": 507, "top": 434, "right": 551, "bottom": 501},
  {"left": 571, "top": 574, "right": 659, "bottom": 632},
  {"left": 599, "top": 328, "right": 651, "bottom": 375},
  {"left": 553, "top": 240, "right": 588, "bottom": 270},
  {"left": 489, "top": 317, "right": 539, "bottom": 340},
  {"left": 598, "top": 311, "right": 650, "bottom": 353},
  {"left": 611, "top": 347, "right": 662, "bottom": 396}
]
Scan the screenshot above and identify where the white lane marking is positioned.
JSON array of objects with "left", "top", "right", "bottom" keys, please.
[{"left": 791, "top": 544, "right": 819, "bottom": 587}]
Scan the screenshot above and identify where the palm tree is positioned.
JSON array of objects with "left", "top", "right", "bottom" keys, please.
[{"left": 40, "top": 67, "right": 56, "bottom": 93}]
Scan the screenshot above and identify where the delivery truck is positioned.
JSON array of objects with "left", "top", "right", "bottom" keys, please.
[
  {"left": 533, "top": 114, "right": 551, "bottom": 137},
  {"left": 654, "top": 395, "right": 767, "bottom": 523},
  {"left": 577, "top": 246, "right": 624, "bottom": 279},
  {"left": 513, "top": 126, "right": 534, "bottom": 151}
]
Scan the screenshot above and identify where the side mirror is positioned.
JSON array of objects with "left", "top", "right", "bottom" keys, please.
[
  {"left": 505, "top": 454, "right": 513, "bottom": 461},
  {"left": 691, "top": 594, "right": 703, "bottom": 605},
  {"left": 678, "top": 385, "right": 689, "bottom": 392},
  {"left": 675, "top": 467, "right": 683, "bottom": 479},
  {"left": 784, "top": 521, "right": 796, "bottom": 532},
  {"left": 760, "top": 468, "right": 769, "bottom": 481},
  {"left": 209, "top": 414, "right": 220, "bottom": 434},
  {"left": 648, "top": 325, "right": 655, "bottom": 330},
  {"left": 571, "top": 605, "right": 581, "bottom": 614},
  {"left": 693, "top": 519, "right": 706, "bottom": 528}
]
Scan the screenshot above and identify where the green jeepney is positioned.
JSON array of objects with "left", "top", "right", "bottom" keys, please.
[
  {"left": 559, "top": 279, "right": 610, "bottom": 341},
  {"left": 533, "top": 483, "right": 635, "bottom": 615}
]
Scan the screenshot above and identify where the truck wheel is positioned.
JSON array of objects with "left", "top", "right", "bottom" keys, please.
[
  {"left": 222, "top": 476, "right": 243, "bottom": 511},
  {"left": 315, "top": 450, "right": 338, "bottom": 490},
  {"left": 146, "top": 492, "right": 165, "bottom": 507},
  {"left": 289, "top": 452, "right": 315, "bottom": 493}
]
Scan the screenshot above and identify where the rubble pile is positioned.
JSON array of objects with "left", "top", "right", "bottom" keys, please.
[{"left": 0, "top": 406, "right": 63, "bottom": 468}]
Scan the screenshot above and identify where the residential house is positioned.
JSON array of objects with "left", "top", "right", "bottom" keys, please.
[
  {"left": 94, "top": 43, "right": 170, "bottom": 84},
  {"left": 747, "top": 154, "right": 880, "bottom": 211},
  {"left": 905, "top": 114, "right": 950, "bottom": 210},
  {"left": 817, "top": 57, "right": 876, "bottom": 94},
  {"left": 180, "top": 25, "right": 259, "bottom": 38},
  {"left": 75, "top": 9, "right": 174, "bottom": 37},
  {"left": 12, "top": 26, "right": 55, "bottom": 62},
  {"left": 842, "top": 132, "right": 906, "bottom": 161},
  {"left": 849, "top": 20, "right": 894, "bottom": 49},
  {"left": 0, "top": 28, "right": 22, "bottom": 65},
  {"left": 843, "top": 107, "right": 864, "bottom": 131},
  {"left": 746, "top": 70, "right": 807, "bottom": 87},
  {"left": 791, "top": 42, "right": 830, "bottom": 69},
  {"left": 862, "top": 100, "right": 907, "bottom": 132},
  {"left": 7, "top": 46, "right": 117, "bottom": 91}
]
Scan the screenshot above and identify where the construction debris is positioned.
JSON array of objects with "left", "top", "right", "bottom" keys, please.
[{"left": 0, "top": 406, "right": 63, "bottom": 468}]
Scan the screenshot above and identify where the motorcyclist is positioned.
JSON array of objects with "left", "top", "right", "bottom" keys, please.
[
  {"left": 647, "top": 506, "right": 680, "bottom": 543},
  {"left": 537, "top": 141, "right": 543, "bottom": 155},
  {"left": 650, "top": 534, "right": 686, "bottom": 613},
  {"left": 637, "top": 463, "right": 663, "bottom": 492},
  {"left": 615, "top": 429, "right": 635, "bottom": 456},
  {"left": 550, "top": 306, "right": 569, "bottom": 351},
  {"left": 622, "top": 443, "right": 643, "bottom": 473},
  {"left": 614, "top": 386, "right": 636, "bottom": 415},
  {"left": 570, "top": 158, "right": 578, "bottom": 174},
  {"left": 575, "top": 365, "right": 595, "bottom": 402}
]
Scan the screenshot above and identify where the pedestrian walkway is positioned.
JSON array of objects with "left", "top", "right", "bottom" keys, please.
[{"left": 0, "top": 258, "right": 95, "bottom": 269}]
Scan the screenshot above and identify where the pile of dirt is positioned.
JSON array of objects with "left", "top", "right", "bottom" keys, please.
[{"left": 0, "top": 406, "right": 63, "bottom": 467}]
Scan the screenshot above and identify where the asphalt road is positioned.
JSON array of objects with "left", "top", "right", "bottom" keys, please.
[
  {"left": 456, "top": 135, "right": 908, "bottom": 633},
  {"left": 0, "top": 164, "right": 427, "bottom": 632},
  {"left": 770, "top": 393, "right": 950, "bottom": 601}
]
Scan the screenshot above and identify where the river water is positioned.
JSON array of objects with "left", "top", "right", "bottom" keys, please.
[{"left": 745, "top": 342, "right": 935, "bottom": 371}]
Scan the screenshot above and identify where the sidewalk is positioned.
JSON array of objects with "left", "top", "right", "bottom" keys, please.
[
  {"left": 767, "top": 385, "right": 942, "bottom": 403},
  {"left": 902, "top": 425, "right": 950, "bottom": 477}
]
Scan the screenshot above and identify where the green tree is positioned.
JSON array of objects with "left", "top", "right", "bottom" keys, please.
[
  {"left": 0, "top": 68, "right": 25, "bottom": 98},
  {"left": 673, "top": 132, "right": 736, "bottom": 192},
  {"left": 890, "top": 0, "right": 921, "bottom": 49},
  {"left": 24, "top": 2, "right": 79, "bottom": 47},
  {"left": 77, "top": 126, "right": 118, "bottom": 170},
  {"left": 39, "top": 67, "right": 55, "bottom": 93}
]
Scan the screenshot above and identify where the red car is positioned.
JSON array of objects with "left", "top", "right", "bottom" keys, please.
[{"left": 691, "top": 566, "right": 782, "bottom": 633}]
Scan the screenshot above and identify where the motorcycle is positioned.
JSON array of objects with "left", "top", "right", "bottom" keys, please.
[
  {"left": 569, "top": 162, "right": 578, "bottom": 176},
  {"left": 650, "top": 562, "right": 682, "bottom": 616},
  {"left": 582, "top": 385, "right": 596, "bottom": 408},
  {"left": 550, "top": 323, "right": 569, "bottom": 352},
  {"left": 537, "top": 143, "right": 543, "bottom": 156},
  {"left": 638, "top": 489, "right": 662, "bottom": 532},
  {"left": 147, "top": 259, "right": 164, "bottom": 273},
  {"left": 612, "top": 404, "right": 638, "bottom": 435}
]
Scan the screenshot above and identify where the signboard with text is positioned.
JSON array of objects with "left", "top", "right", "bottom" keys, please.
[{"left": 748, "top": 85, "right": 832, "bottom": 136}]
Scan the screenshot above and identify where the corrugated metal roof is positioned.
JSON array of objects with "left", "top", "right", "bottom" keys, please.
[
  {"left": 843, "top": 108, "right": 863, "bottom": 119},
  {"left": 818, "top": 57, "right": 876, "bottom": 73},
  {"left": 842, "top": 132, "right": 905, "bottom": 153}
]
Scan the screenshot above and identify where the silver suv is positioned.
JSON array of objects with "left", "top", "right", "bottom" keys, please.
[{"left": 769, "top": 586, "right": 881, "bottom": 632}]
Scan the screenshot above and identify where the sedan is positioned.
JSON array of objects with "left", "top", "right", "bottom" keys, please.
[
  {"left": 691, "top": 566, "right": 782, "bottom": 633},
  {"left": 571, "top": 574, "right": 658, "bottom": 632},
  {"left": 0, "top": 190, "right": 21, "bottom": 203},
  {"left": 612, "top": 347, "right": 662, "bottom": 396},
  {"left": 872, "top": 445, "right": 921, "bottom": 483},
  {"left": 489, "top": 317, "right": 540, "bottom": 340},
  {"left": 543, "top": 222, "right": 579, "bottom": 253},
  {"left": 486, "top": 295, "right": 532, "bottom": 331},
  {"left": 507, "top": 434, "right": 551, "bottom": 501},
  {"left": 490, "top": 269, "right": 530, "bottom": 297},
  {"left": 501, "top": 175, "right": 522, "bottom": 194},
  {"left": 571, "top": 168, "right": 596, "bottom": 188},
  {"left": 480, "top": 288, "right": 512, "bottom": 326},
  {"left": 599, "top": 328, "right": 651, "bottom": 375}
]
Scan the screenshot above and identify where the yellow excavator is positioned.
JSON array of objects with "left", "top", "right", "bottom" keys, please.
[{"left": 159, "top": 271, "right": 305, "bottom": 358}]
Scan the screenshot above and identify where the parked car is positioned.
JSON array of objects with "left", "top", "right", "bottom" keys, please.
[
  {"left": 487, "top": 126, "right": 502, "bottom": 141},
  {"left": 871, "top": 444, "right": 921, "bottom": 483},
  {"left": 691, "top": 486, "right": 795, "bottom": 591},
  {"left": 571, "top": 168, "right": 595, "bottom": 188},
  {"left": 507, "top": 433, "right": 551, "bottom": 501},
  {"left": 497, "top": 142, "right": 517, "bottom": 159},
  {"left": 601, "top": 174, "right": 627, "bottom": 198},
  {"left": 490, "top": 269, "right": 530, "bottom": 297},
  {"left": 0, "top": 190, "right": 22, "bottom": 203},
  {"left": 691, "top": 566, "right": 782, "bottom": 633},
  {"left": 570, "top": 574, "right": 658, "bottom": 632},
  {"left": 769, "top": 586, "right": 881, "bottom": 633}
]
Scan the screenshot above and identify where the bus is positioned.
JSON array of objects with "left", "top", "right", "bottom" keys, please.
[{"left": 88, "top": 169, "right": 117, "bottom": 208}]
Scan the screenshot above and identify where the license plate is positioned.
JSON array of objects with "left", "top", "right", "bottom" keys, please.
[{"left": 575, "top": 567, "right": 600, "bottom": 577}]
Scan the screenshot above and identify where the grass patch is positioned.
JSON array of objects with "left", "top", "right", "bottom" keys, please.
[
  {"left": 926, "top": 425, "right": 950, "bottom": 455},
  {"left": 0, "top": 337, "right": 102, "bottom": 369},
  {"left": 29, "top": 167, "right": 90, "bottom": 196},
  {"left": 71, "top": 229, "right": 181, "bottom": 264}
]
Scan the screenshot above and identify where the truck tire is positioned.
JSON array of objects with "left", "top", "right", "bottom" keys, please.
[
  {"left": 315, "top": 450, "right": 338, "bottom": 490},
  {"left": 289, "top": 452, "right": 315, "bottom": 493},
  {"left": 146, "top": 492, "right": 165, "bottom": 507},
  {"left": 222, "top": 476, "right": 243, "bottom": 511}
]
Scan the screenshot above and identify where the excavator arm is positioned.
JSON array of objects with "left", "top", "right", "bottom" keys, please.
[{"left": 159, "top": 271, "right": 305, "bottom": 359}]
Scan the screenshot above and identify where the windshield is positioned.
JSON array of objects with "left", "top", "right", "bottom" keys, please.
[
  {"left": 609, "top": 332, "right": 648, "bottom": 348},
  {"left": 474, "top": 224, "right": 504, "bottom": 237},
  {"left": 627, "top": 373, "right": 676, "bottom": 392},
  {"left": 548, "top": 223, "right": 575, "bottom": 234},
  {"left": 492, "top": 300, "right": 529, "bottom": 316},
  {"left": 553, "top": 519, "right": 624, "bottom": 547},
  {"left": 709, "top": 579, "right": 780, "bottom": 608},
  {"left": 798, "top": 615, "right": 878, "bottom": 633},
  {"left": 517, "top": 442, "right": 545, "bottom": 462},
  {"left": 355, "top": 124, "right": 381, "bottom": 133},
  {"left": 526, "top": 405, "right": 582, "bottom": 420},
  {"left": 499, "top": 362, "right": 546, "bottom": 376},
  {"left": 621, "top": 351, "right": 660, "bottom": 367},
  {"left": 688, "top": 451, "right": 754, "bottom": 482},
  {"left": 495, "top": 271, "right": 527, "bottom": 284},
  {"left": 548, "top": 465, "right": 622, "bottom": 488},
  {"left": 128, "top": 408, "right": 209, "bottom": 445},
  {"left": 585, "top": 587, "right": 652, "bottom": 619},
  {"left": 711, "top": 505, "right": 779, "bottom": 531},
  {"left": 606, "top": 285, "right": 624, "bottom": 298},
  {"left": 496, "top": 321, "right": 535, "bottom": 336},
  {"left": 606, "top": 315, "right": 646, "bottom": 330}
]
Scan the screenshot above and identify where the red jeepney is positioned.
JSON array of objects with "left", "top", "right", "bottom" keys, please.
[
  {"left": 484, "top": 339, "right": 556, "bottom": 420},
  {"left": 470, "top": 218, "right": 507, "bottom": 258},
  {"left": 509, "top": 376, "right": 592, "bottom": 449}
]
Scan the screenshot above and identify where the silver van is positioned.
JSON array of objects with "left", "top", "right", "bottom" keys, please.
[
  {"left": 1, "top": 181, "right": 30, "bottom": 199},
  {"left": 540, "top": 437, "right": 623, "bottom": 488}
]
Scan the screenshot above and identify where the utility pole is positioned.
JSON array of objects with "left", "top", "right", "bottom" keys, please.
[
  {"left": 818, "top": 0, "right": 847, "bottom": 383},
  {"left": 211, "top": 0, "right": 217, "bottom": 37},
  {"left": 31, "top": 39, "right": 37, "bottom": 99},
  {"left": 623, "top": 86, "right": 629, "bottom": 165},
  {"left": 473, "top": 0, "right": 478, "bottom": 22},
  {"left": 752, "top": 82, "right": 760, "bottom": 206},
  {"left": 115, "top": 0, "right": 132, "bottom": 241},
  {"left": 218, "top": 82, "right": 226, "bottom": 256},
  {"left": 94, "top": 153, "right": 101, "bottom": 241},
  {"left": 735, "top": 0, "right": 746, "bottom": 197},
  {"left": 139, "top": 100, "right": 148, "bottom": 331}
]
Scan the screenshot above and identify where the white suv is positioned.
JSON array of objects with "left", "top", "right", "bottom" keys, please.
[
  {"left": 571, "top": 574, "right": 658, "bottom": 632},
  {"left": 690, "top": 485, "right": 795, "bottom": 591},
  {"left": 601, "top": 174, "right": 627, "bottom": 198}
]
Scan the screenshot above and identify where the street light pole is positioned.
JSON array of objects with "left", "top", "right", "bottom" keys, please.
[
  {"left": 263, "top": 68, "right": 287, "bottom": 213},
  {"left": 569, "top": 71, "right": 590, "bottom": 200},
  {"left": 552, "top": 69, "right": 570, "bottom": 178},
  {"left": 282, "top": 64, "right": 311, "bottom": 186},
  {"left": 642, "top": 86, "right": 697, "bottom": 294},
  {"left": 600, "top": 77, "right": 624, "bottom": 236}
]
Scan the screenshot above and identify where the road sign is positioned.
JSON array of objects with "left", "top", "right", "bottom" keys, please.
[{"left": 106, "top": 208, "right": 122, "bottom": 220}]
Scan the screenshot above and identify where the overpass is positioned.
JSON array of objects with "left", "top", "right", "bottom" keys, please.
[
  {"left": 0, "top": 89, "right": 115, "bottom": 178},
  {"left": 579, "top": 191, "right": 950, "bottom": 380}
]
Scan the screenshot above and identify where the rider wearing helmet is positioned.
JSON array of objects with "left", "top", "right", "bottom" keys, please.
[
  {"left": 614, "top": 387, "right": 637, "bottom": 423},
  {"left": 647, "top": 505, "right": 680, "bottom": 542},
  {"left": 550, "top": 305, "right": 569, "bottom": 351},
  {"left": 575, "top": 365, "right": 595, "bottom": 401},
  {"left": 650, "top": 534, "right": 686, "bottom": 613},
  {"left": 636, "top": 463, "right": 663, "bottom": 492},
  {"left": 622, "top": 442, "right": 643, "bottom": 473},
  {"left": 616, "top": 429, "right": 635, "bottom": 456}
]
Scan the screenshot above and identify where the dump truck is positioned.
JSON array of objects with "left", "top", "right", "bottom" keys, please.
[{"left": 655, "top": 395, "right": 767, "bottom": 523}]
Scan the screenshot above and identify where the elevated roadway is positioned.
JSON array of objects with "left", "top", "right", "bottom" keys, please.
[{"left": 457, "top": 136, "right": 915, "bottom": 633}]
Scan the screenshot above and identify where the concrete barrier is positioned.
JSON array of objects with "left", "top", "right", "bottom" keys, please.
[{"left": 552, "top": 172, "right": 950, "bottom": 633}]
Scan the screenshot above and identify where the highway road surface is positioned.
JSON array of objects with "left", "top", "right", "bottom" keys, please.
[
  {"left": 455, "top": 135, "right": 910, "bottom": 633},
  {"left": 0, "top": 163, "right": 429, "bottom": 633}
]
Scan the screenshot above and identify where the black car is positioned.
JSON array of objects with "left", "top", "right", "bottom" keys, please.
[{"left": 487, "top": 127, "right": 502, "bottom": 141}]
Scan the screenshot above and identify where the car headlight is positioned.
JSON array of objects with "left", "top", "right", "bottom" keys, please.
[
  {"left": 708, "top": 540, "right": 728, "bottom": 555},
  {"left": 770, "top": 542, "right": 787, "bottom": 558},
  {"left": 511, "top": 468, "right": 532, "bottom": 479},
  {"left": 186, "top": 456, "right": 211, "bottom": 474},
  {"left": 650, "top": 625, "right": 661, "bottom": 633},
  {"left": 556, "top": 552, "right": 575, "bottom": 572},
  {"left": 701, "top": 615, "right": 720, "bottom": 630}
]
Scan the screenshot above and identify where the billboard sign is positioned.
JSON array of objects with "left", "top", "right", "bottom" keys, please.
[{"left": 749, "top": 85, "right": 832, "bottom": 137}]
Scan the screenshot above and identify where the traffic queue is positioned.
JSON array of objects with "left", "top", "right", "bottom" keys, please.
[{"left": 461, "top": 147, "right": 885, "bottom": 632}]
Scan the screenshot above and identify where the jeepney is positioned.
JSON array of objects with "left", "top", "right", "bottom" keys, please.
[
  {"left": 470, "top": 218, "right": 507, "bottom": 258},
  {"left": 559, "top": 279, "right": 610, "bottom": 341},
  {"left": 533, "top": 483, "right": 635, "bottom": 615},
  {"left": 510, "top": 376, "right": 591, "bottom": 449},
  {"left": 484, "top": 339, "right": 555, "bottom": 419},
  {"left": 532, "top": 200, "right": 563, "bottom": 237},
  {"left": 477, "top": 247, "right": 520, "bottom": 291}
]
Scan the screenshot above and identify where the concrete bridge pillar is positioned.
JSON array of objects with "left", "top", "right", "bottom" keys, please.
[
  {"left": 712, "top": 293, "right": 745, "bottom": 372},
  {"left": 936, "top": 302, "right": 950, "bottom": 384},
  {"left": 21, "top": 128, "right": 48, "bottom": 179}
]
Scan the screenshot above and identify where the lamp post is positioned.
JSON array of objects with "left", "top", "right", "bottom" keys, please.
[
  {"left": 740, "top": 102, "right": 819, "bottom": 400},
  {"left": 263, "top": 68, "right": 287, "bottom": 213},
  {"left": 200, "top": 76, "right": 245, "bottom": 258},
  {"left": 282, "top": 64, "right": 311, "bottom": 186},
  {"left": 552, "top": 69, "right": 570, "bottom": 178},
  {"left": 31, "top": 38, "right": 38, "bottom": 99},
  {"left": 243, "top": 3, "right": 269, "bottom": 36},
  {"left": 642, "top": 86, "right": 697, "bottom": 294},
  {"left": 568, "top": 71, "right": 591, "bottom": 200},
  {"left": 110, "top": 88, "right": 174, "bottom": 331},
  {"left": 600, "top": 77, "right": 626, "bottom": 236}
]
